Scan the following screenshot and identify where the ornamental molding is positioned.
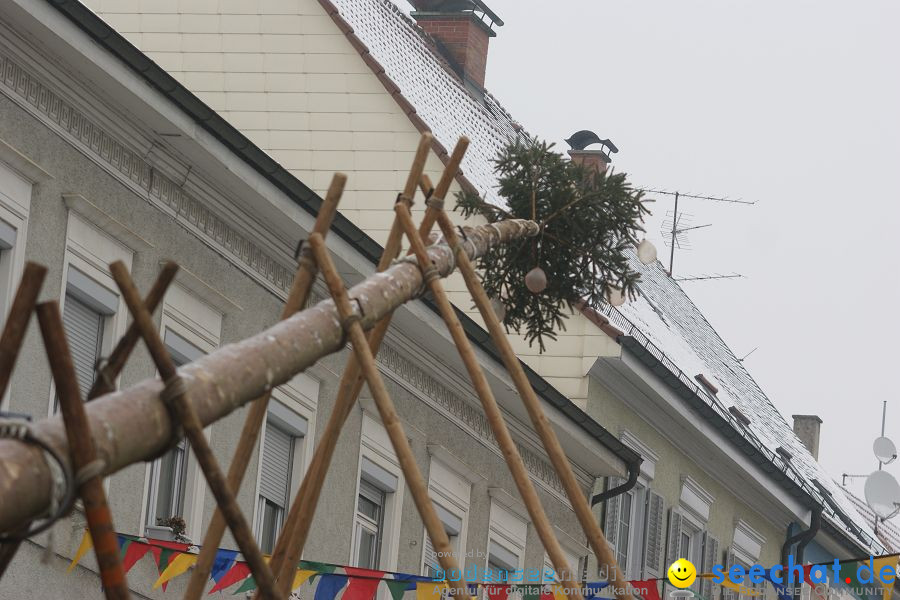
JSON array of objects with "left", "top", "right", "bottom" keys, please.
[{"left": 0, "top": 43, "right": 583, "bottom": 500}]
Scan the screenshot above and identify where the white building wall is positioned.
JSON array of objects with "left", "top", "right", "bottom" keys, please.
[{"left": 87, "top": 0, "right": 620, "bottom": 406}]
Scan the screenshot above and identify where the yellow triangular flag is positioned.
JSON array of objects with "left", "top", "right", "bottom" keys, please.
[
  {"left": 152, "top": 552, "right": 198, "bottom": 589},
  {"left": 293, "top": 569, "right": 316, "bottom": 591},
  {"left": 551, "top": 583, "right": 567, "bottom": 600},
  {"left": 873, "top": 557, "right": 897, "bottom": 600},
  {"left": 67, "top": 529, "right": 93, "bottom": 572},
  {"left": 417, "top": 582, "right": 449, "bottom": 600}
]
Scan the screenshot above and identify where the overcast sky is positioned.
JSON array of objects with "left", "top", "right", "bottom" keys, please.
[{"left": 468, "top": 1, "right": 900, "bottom": 501}]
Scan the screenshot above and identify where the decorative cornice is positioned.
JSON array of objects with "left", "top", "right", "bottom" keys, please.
[{"left": 0, "top": 44, "right": 581, "bottom": 502}]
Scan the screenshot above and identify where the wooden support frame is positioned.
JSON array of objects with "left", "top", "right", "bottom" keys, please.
[
  {"left": 183, "top": 173, "right": 347, "bottom": 600},
  {"left": 425, "top": 197, "right": 634, "bottom": 600},
  {"left": 36, "top": 301, "right": 131, "bottom": 600},
  {"left": 264, "top": 135, "right": 469, "bottom": 597},
  {"left": 307, "top": 232, "right": 472, "bottom": 600},
  {"left": 109, "top": 262, "right": 279, "bottom": 600}
]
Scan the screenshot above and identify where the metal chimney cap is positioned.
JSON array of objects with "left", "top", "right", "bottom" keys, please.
[{"left": 565, "top": 130, "right": 619, "bottom": 153}]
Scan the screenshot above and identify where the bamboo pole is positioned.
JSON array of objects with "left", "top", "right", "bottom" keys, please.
[
  {"left": 0, "top": 262, "right": 47, "bottom": 577},
  {"left": 393, "top": 201, "right": 582, "bottom": 599},
  {"left": 109, "top": 263, "right": 279, "bottom": 600},
  {"left": 36, "top": 301, "right": 131, "bottom": 600},
  {"left": 266, "top": 136, "right": 468, "bottom": 597},
  {"left": 183, "top": 173, "right": 347, "bottom": 600},
  {"left": 0, "top": 217, "right": 537, "bottom": 531},
  {"left": 307, "top": 232, "right": 471, "bottom": 600},
  {"left": 429, "top": 209, "right": 633, "bottom": 600}
]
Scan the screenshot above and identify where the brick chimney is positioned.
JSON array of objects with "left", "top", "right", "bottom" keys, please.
[
  {"left": 792, "top": 414, "right": 823, "bottom": 460},
  {"left": 410, "top": 0, "right": 502, "bottom": 89}
]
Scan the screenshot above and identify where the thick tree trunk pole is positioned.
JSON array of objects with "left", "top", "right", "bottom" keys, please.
[
  {"left": 394, "top": 202, "right": 582, "bottom": 599},
  {"left": 110, "top": 263, "right": 279, "bottom": 600},
  {"left": 431, "top": 211, "right": 633, "bottom": 600},
  {"left": 0, "top": 218, "right": 537, "bottom": 534},
  {"left": 183, "top": 173, "right": 346, "bottom": 600},
  {"left": 308, "top": 233, "right": 471, "bottom": 600}
]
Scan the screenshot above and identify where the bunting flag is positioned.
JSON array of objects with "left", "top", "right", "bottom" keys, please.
[
  {"left": 149, "top": 541, "right": 190, "bottom": 592},
  {"left": 344, "top": 568, "right": 386, "bottom": 600},
  {"left": 761, "top": 567, "right": 793, "bottom": 600},
  {"left": 540, "top": 583, "right": 568, "bottom": 600},
  {"left": 584, "top": 581, "right": 610, "bottom": 598},
  {"left": 629, "top": 579, "right": 662, "bottom": 600},
  {"left": 485, "top": 583, "right": 511, "bottom": 600},
  {"left": 121, "top": 540, "right": 153, "bottom": 573},
  {"left": 208, "top": 562, "right": 250, "bottom": 594},
  {"left": 315, "top": 573, "right": 349, "bottom": 600},
  {"left": 210, "top": 549, "right": 239, "bottom": 584},
  {"left": 154, "top": 552, "right": 199, "bottom": 589},
  {"left": 388, "top": 574, "right": 431, "bottom": 600},
  {"left": 293, "top": 569, "right": 317, "bottom": 591},
  {"left": 416, "top": 581, "right": 449, "bottom": 600},
  {"left": 67, "top": 530, "right": 93, "bottom": 573}
]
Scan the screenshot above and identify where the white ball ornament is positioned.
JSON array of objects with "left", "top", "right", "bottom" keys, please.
[
  {"left": 607, "top": 287, "right": 626, "bottom": 307},
  {"left": 524, "top": 267, "right": 547, "bottom": 293},
  {"left": 490, "top": 297, "right": 507, "bottom": 322},
  {"left": 636, "top": 239, "right": 657, "bottom": 265}
]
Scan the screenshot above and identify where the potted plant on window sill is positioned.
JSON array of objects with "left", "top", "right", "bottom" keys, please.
[{"left": 146, "top": 516, "right": 190, "bottom": 543}]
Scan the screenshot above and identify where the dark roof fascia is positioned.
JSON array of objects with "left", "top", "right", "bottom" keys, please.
[{"left": 45, "top": 0, "right": 641, "bottom": 470}]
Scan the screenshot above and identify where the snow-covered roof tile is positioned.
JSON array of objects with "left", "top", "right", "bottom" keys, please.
[{"left": 325, "top": 0, "right": 520, "bottom": 202}]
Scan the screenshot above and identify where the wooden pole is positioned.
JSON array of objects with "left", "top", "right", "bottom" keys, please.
[
  {"left": 183, "top": 173, "right": 346, "bottom": 600},
  {"left": 265, "top": 135, "right": 469, "bottom": 597},
  {"left": 430, "top": 209, "right": 634, "bottom": 600},
  {"left": 0, "top": 262, "right": 47, "bottom": 577},
  {"left": 307, "top": 232, "right": 471, "bottom": 600},
  {"left": 0, "top": 217, "right": 537, "bottom": 531},
  {"left": 36, "top": 301, "right": 131, "bottom": 600},
  {"left": 109, "top": 262, "right": 279, "bottom": 600},
  {"left": 393, "top": 201, "right": 582, "bottom": 599}
]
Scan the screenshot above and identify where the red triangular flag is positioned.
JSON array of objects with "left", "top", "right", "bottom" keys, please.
[
  {"left": 629, "top": 579, "right": 662, "bottom": 600},
  {"left": 343, "top": 567, "right": 385, "bottom": 600},
  {"left": 208, "top": 562, "right": 251, "bottom": 594},
  {"left": 485, "top": 584, "right": 511, "bottom": 600},
  {"left": 122, "top": 540, "right": 152, "bottom": 573}
]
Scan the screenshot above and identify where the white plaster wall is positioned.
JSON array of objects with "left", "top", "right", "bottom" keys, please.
[{"left": 87, "top": 0, "right": 618, "bottom": 405}]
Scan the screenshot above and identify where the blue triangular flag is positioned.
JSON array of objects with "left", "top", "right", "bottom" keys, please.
[
  {"left": 315, "top": 574, "right": 349, "bottom": 600},
  {"left": 210, "top": 549, "right": 239, "bottom": 583}
]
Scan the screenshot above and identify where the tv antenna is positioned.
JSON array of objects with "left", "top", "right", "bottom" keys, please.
[{"left": 639, "top": 189, "right": 755, "bottom": 277}]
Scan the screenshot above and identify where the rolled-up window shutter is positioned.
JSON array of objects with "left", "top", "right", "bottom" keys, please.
[
  {"left": 260, "top": 421, "right": 292, "bottom": 507},
  {"left": 62, "top": 293, "right": 104, "bottom": 399},
  {"left": 642, "top": 490, "right": 665, "bottom": 579},
  {"left": 700, "top": 532, "right": 720, "bottom": 600},
  {"left": 423, "top": 534, "right": 438, "bottom": 573},
  {"left": 602, "top": 478, "right": 623, "bottom": 558}
]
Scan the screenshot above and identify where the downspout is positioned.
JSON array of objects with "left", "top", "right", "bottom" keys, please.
[
  {"left": 781, "top": 506, "right": 823, "bottom": 600},
  {"left": 591, "top": 459, "right": 641, "bottom": 506}
]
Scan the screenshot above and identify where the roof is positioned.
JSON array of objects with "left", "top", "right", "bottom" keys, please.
[
  {"left": 843, "top": 486, "right": 900, "bottom": 552},
  {"left": 320, "top": 0, "right": 882, "bottom": 552},
  {"left": 318, "top": 0, "right": 520, "bottom": 202},
  {"left": 43, "top": 0, "right": 638, "bottom": 469},
  {"left": 602, "top": 255, "right": 882, "bottom": 553}
]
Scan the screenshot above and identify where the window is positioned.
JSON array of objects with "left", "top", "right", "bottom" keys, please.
[
  {"left": 423, "top": 455, "right": 471, "bottom": 577},
  {"left": 60, "top": 268, "right": 118, "bottom": 401},
  {"left": 352, "top": 414, "right": 403, "bottom": 571},
  {"left": 543, "top": 547, "right": 582, "bottom": 584},
  {"left": 487, "top": 498, "right": 527, "bottom": 581},
  {"left": 0, "top": 159, "right": 33, "bottom": 336},
  {"left": 602, "top": 478, "right": 665, "bottom": 581},
  {"left": 256, "top": 400, "right": 307, "bottom": 554},
  {"left": 353, "top": 456, "right": 398, "bottom": 569},
  {"left": 665, "top": 478, "right": 716, "bottom": 596},
  {"left": 145, "top": 329, "right": 202, "bottom": 533}
]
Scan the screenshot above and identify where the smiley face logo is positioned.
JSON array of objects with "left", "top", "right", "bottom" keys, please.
[{"left": 667, "top": 558, "right": 697, "bottom": 588}]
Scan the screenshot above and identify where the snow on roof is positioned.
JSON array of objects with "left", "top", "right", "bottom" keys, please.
[
  {"left": 326, "top": 0, "right": 520, "bottom": 202},
  {"left": 843, "top": 486, "right": 900, "bottom": 552},
  {"left": 607, "top": 255, "right": 881, "bottom": 552},
  {"left": 327, "top": 0, "right": 879, "bottom": 553}
]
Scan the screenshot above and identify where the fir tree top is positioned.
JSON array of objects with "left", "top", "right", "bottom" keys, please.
[{"left": 456, "top": 135, "right": 649, "bottom": 352}]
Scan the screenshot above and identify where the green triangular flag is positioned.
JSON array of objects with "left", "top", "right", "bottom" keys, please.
[
  {"left": 305, "top": 562, "right": 337, "bottom": 583},
  {"left": 838, "top": 561, "right": 865, "bottom": 594},
  {"left": 521, "top": 583, "right": 541, "bottom": 600},
  {"left": 386, "top": 580, "right": 411, "bottom": 600},
  {"left": 118, "top": 538, "right": 132, "bottom": 561},
  {"left": 235, "top": 576, "right": 258, "bottom": 594}
]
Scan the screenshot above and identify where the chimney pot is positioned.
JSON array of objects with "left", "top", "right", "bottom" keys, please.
[{"left": 792, "top": 414, "right": 823, "bottom": 460}]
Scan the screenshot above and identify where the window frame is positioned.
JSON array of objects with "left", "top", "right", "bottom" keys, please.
[
  {"left": 140, "top": 283, "right": 222, "bottom": 542},
  {"left": 423, "top": 457, "right": 471, "bottom": 576},
  {"left": 0, "top": 161, "right": 30, "bottom": 409},
  {"left": 486, "top": 499, "right": 527, "bottom": 578}
]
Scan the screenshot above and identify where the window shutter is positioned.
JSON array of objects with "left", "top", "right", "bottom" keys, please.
[
  {"left": 700, "top": 532, "right": 720, "bottom": 600},
  {"left": 260, "top": 421, "right": 292, "bottom": 507},
  {"left": 665, "top": 508, "right": 684, "bottom": 567},
  {"left": 642, "top": 490, "right": 665, "bottom": 579},
  {"left": 423, "top": 533, "right": 438, "bottom": 572},
  {"left": 602, "top": 478, "right": 623, "bottom": 558},
  {"left": 62, "top": 293, "right": 104, "bottom": 399}
]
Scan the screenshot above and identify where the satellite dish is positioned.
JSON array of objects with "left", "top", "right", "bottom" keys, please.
[
  {"left": 874, "top": 436, "right": 897, "bottom": 464},
  {"left": 864, "top": 469, "right": 900, "bottom": 519}
]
